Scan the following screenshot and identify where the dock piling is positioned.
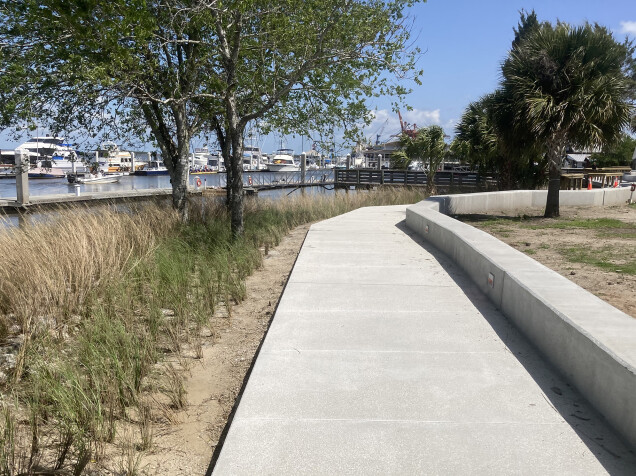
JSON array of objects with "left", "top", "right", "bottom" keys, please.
[{"left": 15, "top": 148, "right": 29, "bottom": 206}]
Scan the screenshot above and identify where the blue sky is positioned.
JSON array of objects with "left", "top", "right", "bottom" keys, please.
[
  {"left": 362, "top": 0, "right": 636, "bottom": 146},
  {"left": 1, "top": 0, "right": 634, "bottom": 155}
]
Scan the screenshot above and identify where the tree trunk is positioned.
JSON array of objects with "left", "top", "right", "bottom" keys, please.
[
  {"left": 544, "top": 143, "right": 562, "bottom": 218},
  {"left": 140, "top": 101, "right": 190, "bottom": 221},
  {"left": 226, "top": 95, "right": 244, "bottom": 238},
  {"left": 229, "top": 137, "right": 244, "bottom": 238},
  {"left": 170, "top": 106, "right": 191, "bottom": 221},
  {"left": 171, "top": 153, "right": 190, "bottom": 221}
]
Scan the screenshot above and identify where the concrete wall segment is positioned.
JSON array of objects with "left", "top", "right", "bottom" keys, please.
[{"left": 405, "top": 189, "right": 636, "bottom": 449}]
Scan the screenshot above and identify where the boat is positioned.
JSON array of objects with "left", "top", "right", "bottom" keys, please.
[
  {"left": 0, "top": 164, "right": 14, "bottom": 178},
  {"left": 266, "top": 149, "right": 299, "bottom": 172},
  {"left": 243, "top": 145, "right": 265, "bottom": 171},
  {"left": 190, "top": 148, "right": 224, "bottom": 173},
  {"left": 68, "top": 172, "right": 123, "bottom": 184},
  {"left": 18, "top": 137, "right": 87, "bottom": 173},
  {"left": 208, "top": 153, "right": 225, "bottom": 172},
  {"left": 134, "top": 160, "right": 169, "bottom": 175},
  {"left": 28, "top": 159, "right": 68, "bottom": 179},
  {"left": 190, "top": 167, "right": 218, "bottom": 174},
  {"left": 190, "top": 147, "right": 212, "bottom": 169},
  {"left": 95, "top": 142, "right": 149, "bottom": 173}
]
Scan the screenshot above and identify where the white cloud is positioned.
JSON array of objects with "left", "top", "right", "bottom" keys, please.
[
  {"left": 619, "top": 21, "right": 636, "bottom": 35},
  {"left": 364, "top": 108, "right": 444, "bottom": 143},
  {"left": 406, "top": 109, "right": 441, "bottom": 127}
]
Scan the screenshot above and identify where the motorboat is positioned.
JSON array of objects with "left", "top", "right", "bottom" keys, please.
[
  {"left": 208, "top": 154, "right": 225, "bottom": 172},
  {"left": 243, "top": 145, "right": 265, "bottom": 171},
  {"left": 67, "top": 171, "right": 123, "bottom": 184},
  {"left": 266, "top": 149, "right": 299, "bottom": 172},
  {"left": 134, "top": 160, "right": 169, "bottom": 175},
  {"left": 95, "top": 142, "right": 148, "bottom": 173}
]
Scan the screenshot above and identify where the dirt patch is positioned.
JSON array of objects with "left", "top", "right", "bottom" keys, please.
[
  {"left": 457, "top": 204, "right": 636, "bottom": 318},
  {"left": 116, "top": 224, "right": 310, "bottom": 475}
]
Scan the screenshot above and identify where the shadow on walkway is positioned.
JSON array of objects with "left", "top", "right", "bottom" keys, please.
[{"left": 396, "top": 219, "right": 636, "bottom": 474}]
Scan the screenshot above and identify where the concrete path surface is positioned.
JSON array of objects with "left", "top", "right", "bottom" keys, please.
[{"left": 212, "top": 205, "right": 636, "bottom": 475}]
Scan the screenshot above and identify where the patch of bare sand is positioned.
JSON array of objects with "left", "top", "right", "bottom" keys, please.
[
  {"left": 131, "top": 224, "right": 310, "bottom": 475},
  {"left": 459, "top": 204, "right": 636, "bottom": 318}
]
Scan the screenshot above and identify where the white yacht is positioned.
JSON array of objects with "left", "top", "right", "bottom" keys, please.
[
  {"left": 266, "top": 149, "right": 299, "bottom": 172},
  {"left": 95, "top": 142, "right": 148, "bottom": 174},
  {"left": 208, "top": 153, "right": 225, "bottom": 172},
  {"left": 16, "top": 136, "right": 88, "bottom": 176},
  {"left": 190, "top": 147, "right": 211, "bottom": 168},
  {"left": 243, "top": 145, "right": 265, "bottom": 171}
]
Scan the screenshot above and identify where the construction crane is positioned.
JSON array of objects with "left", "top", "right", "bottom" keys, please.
[
  {"left": 398, "top": 110, "right": 418, "bottom": 139},
  {"left": 374, "top": 118, "right": 389, "bottom": 145}
]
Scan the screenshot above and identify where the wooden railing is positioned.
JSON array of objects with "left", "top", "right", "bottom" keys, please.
[{"left": 334, "top": 169, "right": 494, "bottom": 188}]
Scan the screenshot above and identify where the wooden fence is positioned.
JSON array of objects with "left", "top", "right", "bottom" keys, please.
[{"left": 334, "top": 169, "right": 495, "bottom": 189}]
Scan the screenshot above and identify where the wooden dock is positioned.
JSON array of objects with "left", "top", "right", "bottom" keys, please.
[{"left": 0, "top": 188, "right": 181, "bottom": 212}]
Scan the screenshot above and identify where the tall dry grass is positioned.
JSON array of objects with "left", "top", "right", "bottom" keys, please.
[
  {"left": 0, "top": 187, "right": 428, "bottom": 474},
  {"left": 0, "top": 204, "right": 178, "bottom": 329}
]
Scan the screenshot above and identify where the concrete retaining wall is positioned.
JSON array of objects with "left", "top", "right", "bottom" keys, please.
[
  {"left": 405, "top": 189, "right": 636, "bottom": 449},
  {"left": 435, "top": 187, "right": 631, "bottom": 215}
]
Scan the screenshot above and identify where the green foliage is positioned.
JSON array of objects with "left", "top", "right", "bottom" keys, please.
[
  {"left": 390, "top": 150, "right": 411, "bottom": 170},
  {"left": 502, "top": 22, "right": 633, "bottom": 152},
  {"left": 454, "top": 93, "right": 544, "bottom": 190},
  {"left": 591, "top": 134, "right": 636, "bottom": 167},
  {"left": 398, "top": 125, "right": 447, "bottom": 191},
  {"left": 0, "top": 190, "right": 429, "bottom": 473},
  {"left": 1, "top": 0, "right": 424, "bottom": 233}
]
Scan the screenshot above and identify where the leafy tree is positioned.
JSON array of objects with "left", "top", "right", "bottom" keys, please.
[
  {"left": 454, "top": 10, "right": 547, "bottom": 191},
  {"left": 0, "top": 0, "right": 226, "bottom": 220},
  {"left": 0, "top": 0, "right": 422, "bottom": 237},
  {"left": 512, "top": 9, "right": 543, "bottom": 48},
  {"left": 502, "top": 21, "right": 634, "bottom": 217},
  {"left": 205, "top": 0, "right": 421, "bottom": 236},
  {"left": 591, "top": 134, "right": 636, "bottom": 167}
]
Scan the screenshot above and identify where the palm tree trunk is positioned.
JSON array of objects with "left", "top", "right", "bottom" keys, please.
[{"left": 544, "top": 141, "right": 562, "bottom": 218}]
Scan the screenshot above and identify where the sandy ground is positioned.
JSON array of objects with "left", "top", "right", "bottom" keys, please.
[
  {"left": 108, "top": 224, "right": 311, "bottom": 475},
  {"left": 458, "top": 204, "right": 636, "bottom": 318},
  {"left": 93, "top": 203, "right": 634, "bottom": 475}
]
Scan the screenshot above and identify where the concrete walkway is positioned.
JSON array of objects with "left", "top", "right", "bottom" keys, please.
[{"left": 212, "top": 205, "right": 636, "bottom": 475}]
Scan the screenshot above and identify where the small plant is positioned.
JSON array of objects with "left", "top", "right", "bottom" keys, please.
[
  {"left": 137, "top": 401, "right": 153, "bottom": 452},
  {"left": 118, "top": 428, "right": 143, "bottom": 476},
  {"left": 163, "top": 364, "right": 188, "bottom": 410}
]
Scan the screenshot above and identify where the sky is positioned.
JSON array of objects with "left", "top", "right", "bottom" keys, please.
[{"left": 1, "top": 0, "right": 634, "bottom": 155}]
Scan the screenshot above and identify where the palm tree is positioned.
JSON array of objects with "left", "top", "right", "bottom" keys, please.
[
  {"left": 454, "top": 91, "right": 545, "bottom": 190},
  {"left": 502, "top": 22, "right": 634, "bottom": 217},
  {"left": 399, "top": 125, "right": 447, "bottom": 194}
]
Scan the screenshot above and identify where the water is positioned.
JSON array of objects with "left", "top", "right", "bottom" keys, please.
[
  {"left": 0, "top": 169, "right": 334, "bottom": 199},
  {"left": 0, "top": 170, "right": 337, "bottom": 228}
]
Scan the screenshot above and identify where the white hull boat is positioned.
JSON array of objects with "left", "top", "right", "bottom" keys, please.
[
  {"left": 68, "top": 172, "right": 123, "bottom": 184},
  {"left": 266, "top": 149, "right": 299, "bottom": 172}
]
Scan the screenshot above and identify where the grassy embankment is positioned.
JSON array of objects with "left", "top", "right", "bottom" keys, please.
[{"left": 0, "top": 188, "right": 427, "bottom": 475}]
